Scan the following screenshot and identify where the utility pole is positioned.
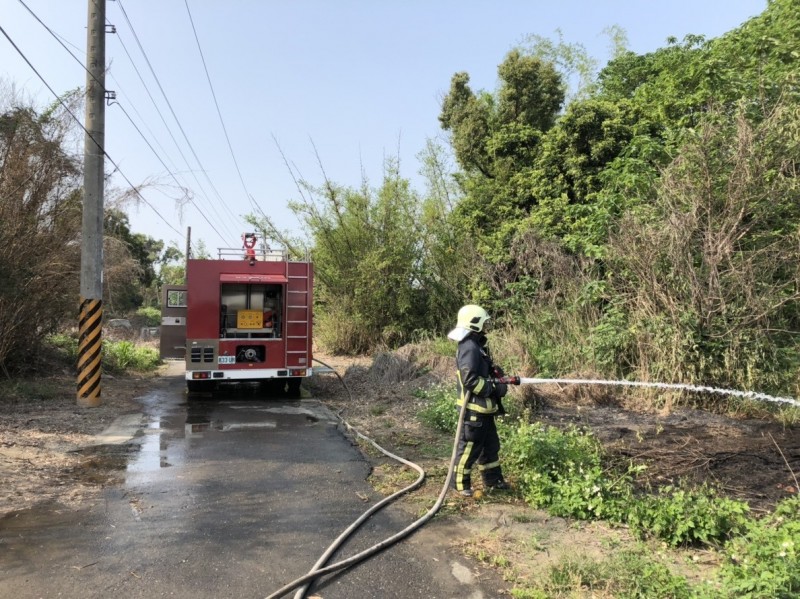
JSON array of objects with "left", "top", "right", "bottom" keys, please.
[{"left": 77, "top": 0, "right": 106, "bottom": 407}]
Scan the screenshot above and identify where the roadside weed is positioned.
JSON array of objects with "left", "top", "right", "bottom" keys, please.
[
  {"left": 368, "top": 463, "right": 420, "bottom": 496},
  {"left": 628, "top": 485, "right": 750, "bottom": 547},
  {"left": 711, "top": 495, "right": 800, "bottom": 598},
  {"left": 511, "top": 512, "right": 537, "bottom": 523},
  {"left": 103, "top": 340, "right": 160, "bottom": 372},
  {"left": 47, "top": 333, "right": 79, "bottom": 361},
  {"left": 519, "top": 549, "right": 692, "bottom": 599},
  {"left": 0, "top": 379, "right": 63, "bottom": 402},
  {"left": 46, "top": 334, "right": 161, "bottom": 373},
  {"left": 775, "top": 406, "right": 800, "bottom": 428},
  {"left": 416, "top": 384, "right": 458, "bottom": 433}
]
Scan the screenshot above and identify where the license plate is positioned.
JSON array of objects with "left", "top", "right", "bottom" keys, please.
[{"left": 218, "top": 355, "right": 235, "bottom": 365}]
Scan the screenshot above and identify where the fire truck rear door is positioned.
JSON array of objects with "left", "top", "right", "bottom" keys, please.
[{"left": 160, "top": 285, "right": 188, "bottom": 360}]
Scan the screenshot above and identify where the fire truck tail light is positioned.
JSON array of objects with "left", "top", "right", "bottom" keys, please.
[
  {"left": 192, "top": 372, "right": 211, "bottom": 380},
  {"left": 290, "top": 369, "right": 307, "bottom": 377}
]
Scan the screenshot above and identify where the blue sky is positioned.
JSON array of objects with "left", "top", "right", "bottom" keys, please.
[{"left": 2, "top": 0, "right": 767, "bottom": 255}]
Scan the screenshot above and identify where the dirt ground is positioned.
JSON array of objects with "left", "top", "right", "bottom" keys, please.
[
  {"left": 0, "top": 370, "right": 165, "bottom": 519},
  {"left": 1, "top": 349, "right": 799, "bottom": 590}
]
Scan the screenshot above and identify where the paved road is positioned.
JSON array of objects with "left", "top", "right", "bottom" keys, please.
[{"left": 0, "top": 374, "right": 497, "bottom": 598}]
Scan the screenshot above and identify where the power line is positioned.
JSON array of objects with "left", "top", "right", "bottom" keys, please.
[
  {"left": 0, "top": 22, "right": 183, "bottom": 239},
  {"left": 47, "top": 18, "right": 217, "bottom": 242},
  {"left": 14, "top": 0, "right": 230, "bottom": 245},
  {"left": 183, "top": 0, "right": 260, "bottom": 215},
  {"left": 115, "top": 0, "right": 243, "bottom": 241},
  {"left": 47, "top": 17, "right": 191, "bottom": 185},
  {"left": 110, "top": 22, "right": 240, "bottom": 242},
  {"left": 111, "top": 74, "right": 183, "bottom": 179},
  {"left": 16, "top": 0, "right": 251, "bottom": 247}
]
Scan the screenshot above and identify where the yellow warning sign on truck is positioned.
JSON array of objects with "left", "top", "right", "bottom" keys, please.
[{"left": 237, "top": 310, "right": 263, "bottom": 329}]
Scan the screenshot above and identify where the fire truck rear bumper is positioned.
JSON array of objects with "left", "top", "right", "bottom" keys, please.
[{"left": 186, "top": 367, "right": 310, "bottom": 381}]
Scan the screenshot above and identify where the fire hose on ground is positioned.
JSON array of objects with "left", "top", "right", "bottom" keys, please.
[{"left": 264, "top": 357, "right": 472, "bottom": 599}]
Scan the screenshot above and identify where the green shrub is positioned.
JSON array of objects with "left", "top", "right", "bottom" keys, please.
[
  {"left": 416, "top": 384, "right": 458, "bottom": 433},
  {"left": 103, "top": 340, "right": 160, "bottom": 372},
  {"left": 135, "top": 306, "right": 161, "bottom": 327},
  {"left": 0, "top": 379, "right": 63, "bottom": 403},
  {"left": 47, "top": 333, "right": 79, "bottom": 361},
  {"left": 520, "top": 309, "right": 591, "bottom": 378},
  {"left": 500, "top": 420, "right": 633, "bottom": 521},
  {"left": 46, "top": 335, "right": 160, "bottom": 373},
  {"left": 627, "top": 485, "right": 750, "bottom": 547},
  {"left": 314, "top": 303, "right": 375, "bottom": 354},
  {"left": 712, "top": 495, "right": 800, "bottom": 598},
  {"left": 429, "top": 336, "right": 455, "bottom": 358},
  {"left": 407, "top": 332, "right": 456, "bottom": 359}
]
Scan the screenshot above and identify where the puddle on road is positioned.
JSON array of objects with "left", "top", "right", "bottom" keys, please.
[
  {"left": 183, "top": 399, "right": 333, "bottom": 437},
  {"left": 70, "top": 445, "right": 131, "bottom": 485},
  {"left": 1, "top": 389, "right": 340, "bottom": 530},
  {"left": 185, "top": 420, "right": 278, "bottom": 433},
  {"left": 125, "top": 398, "right": 334, "bottom": 474},
  {"left": 231, "top": 405, "right": 323, "bottom": 421},
  {"left": 127, "top": 419, "right": 175, "bottom": 473},
  {"left": 67, "top": 388, "right": 339, "bottom": 484}
]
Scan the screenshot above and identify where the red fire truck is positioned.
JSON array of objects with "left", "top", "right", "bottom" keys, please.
[{"left": 160, "top": 234, "right": 313, "bottom": 396}]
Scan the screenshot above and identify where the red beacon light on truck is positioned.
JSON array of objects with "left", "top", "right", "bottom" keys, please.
[{"left": 243, "top": 232, "right": 258, "bottom": 265}]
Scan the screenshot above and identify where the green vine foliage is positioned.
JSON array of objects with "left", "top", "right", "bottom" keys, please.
[
  {"left": 627, "top": 486, "right": 750, "bottom": 547},
  {"left": 500, "top": 420, "right": 633, "bottom": 522},
  {"left": 499, "top": 418, "right": 759, "bottom": 548},
  {"left": 415, "top": 385, "right": 459, "bottom": 434},
  {"left": 711, "top": 496, "right": 800, "bottom": 599}
]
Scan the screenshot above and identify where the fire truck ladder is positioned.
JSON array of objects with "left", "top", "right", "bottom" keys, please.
[{"left": 285, "top": 261, "right": 311, "bottom": 369}]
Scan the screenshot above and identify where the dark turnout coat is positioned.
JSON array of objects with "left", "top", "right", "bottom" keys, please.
[
  {"left": 453, "top": 332, "right": 506, "bottom": 491},
  {"left": 456, "top": 333, "right": 503, "bottom": 415}
]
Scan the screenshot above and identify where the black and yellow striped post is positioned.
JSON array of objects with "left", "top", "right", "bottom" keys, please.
[
  {"left": 78, "top": 0, "right": 106, "bottom": 407},
  {"left": 77, "top": 297, "right": 103, "bottom": 406}
]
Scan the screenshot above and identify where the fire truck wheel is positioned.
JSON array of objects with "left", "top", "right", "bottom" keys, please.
[{"left": 287, "top": 377, "right": 302, "bottom": 398}]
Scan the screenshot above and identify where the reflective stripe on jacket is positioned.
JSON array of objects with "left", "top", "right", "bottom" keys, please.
[{"left": 456, "top": 333, "right": 498, "bottom": 415}]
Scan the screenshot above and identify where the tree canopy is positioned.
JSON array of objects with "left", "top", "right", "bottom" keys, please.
[{"left": 430, "top": 0, "right": 800, "bottom": 394}]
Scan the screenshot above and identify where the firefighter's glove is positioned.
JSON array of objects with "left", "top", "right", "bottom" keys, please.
[
  {"left": 492, "top": 382, "right": 508, "bottom": 399},
  {"left": 492, "top": 365, "right": 505, "bottom": 378},
  {"left": 496, "top": 397, "right": 507, "bottom": 417}
]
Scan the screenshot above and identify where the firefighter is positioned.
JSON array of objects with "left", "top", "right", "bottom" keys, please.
[{"left": 448, "top": 304, "right": 511, "bottom": 497}]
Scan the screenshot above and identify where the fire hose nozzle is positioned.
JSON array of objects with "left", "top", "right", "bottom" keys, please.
[{"left": 493, "top": 376, "right": 520, "bottom": 385}]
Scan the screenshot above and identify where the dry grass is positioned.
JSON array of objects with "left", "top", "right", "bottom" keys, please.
[{"left": 368, "top": 352, "right": 421, "bottom": 385}]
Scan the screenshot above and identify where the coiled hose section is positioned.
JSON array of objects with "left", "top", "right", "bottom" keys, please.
[{"left": 263, "top": 358, "right": 470, "bottom": 599}]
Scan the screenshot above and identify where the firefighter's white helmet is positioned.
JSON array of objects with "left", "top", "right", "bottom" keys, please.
[{"left": 448, "top": 304, "right": 490, "bottom": 341}]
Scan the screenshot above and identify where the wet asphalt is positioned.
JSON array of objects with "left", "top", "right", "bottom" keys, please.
[{"left": 0, "top": 372, "right": 496, "bottom": 599}]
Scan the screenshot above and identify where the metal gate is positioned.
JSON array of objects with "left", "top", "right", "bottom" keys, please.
[{"left": 160, "top": 285, "right": 188, "bottom": 360}]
